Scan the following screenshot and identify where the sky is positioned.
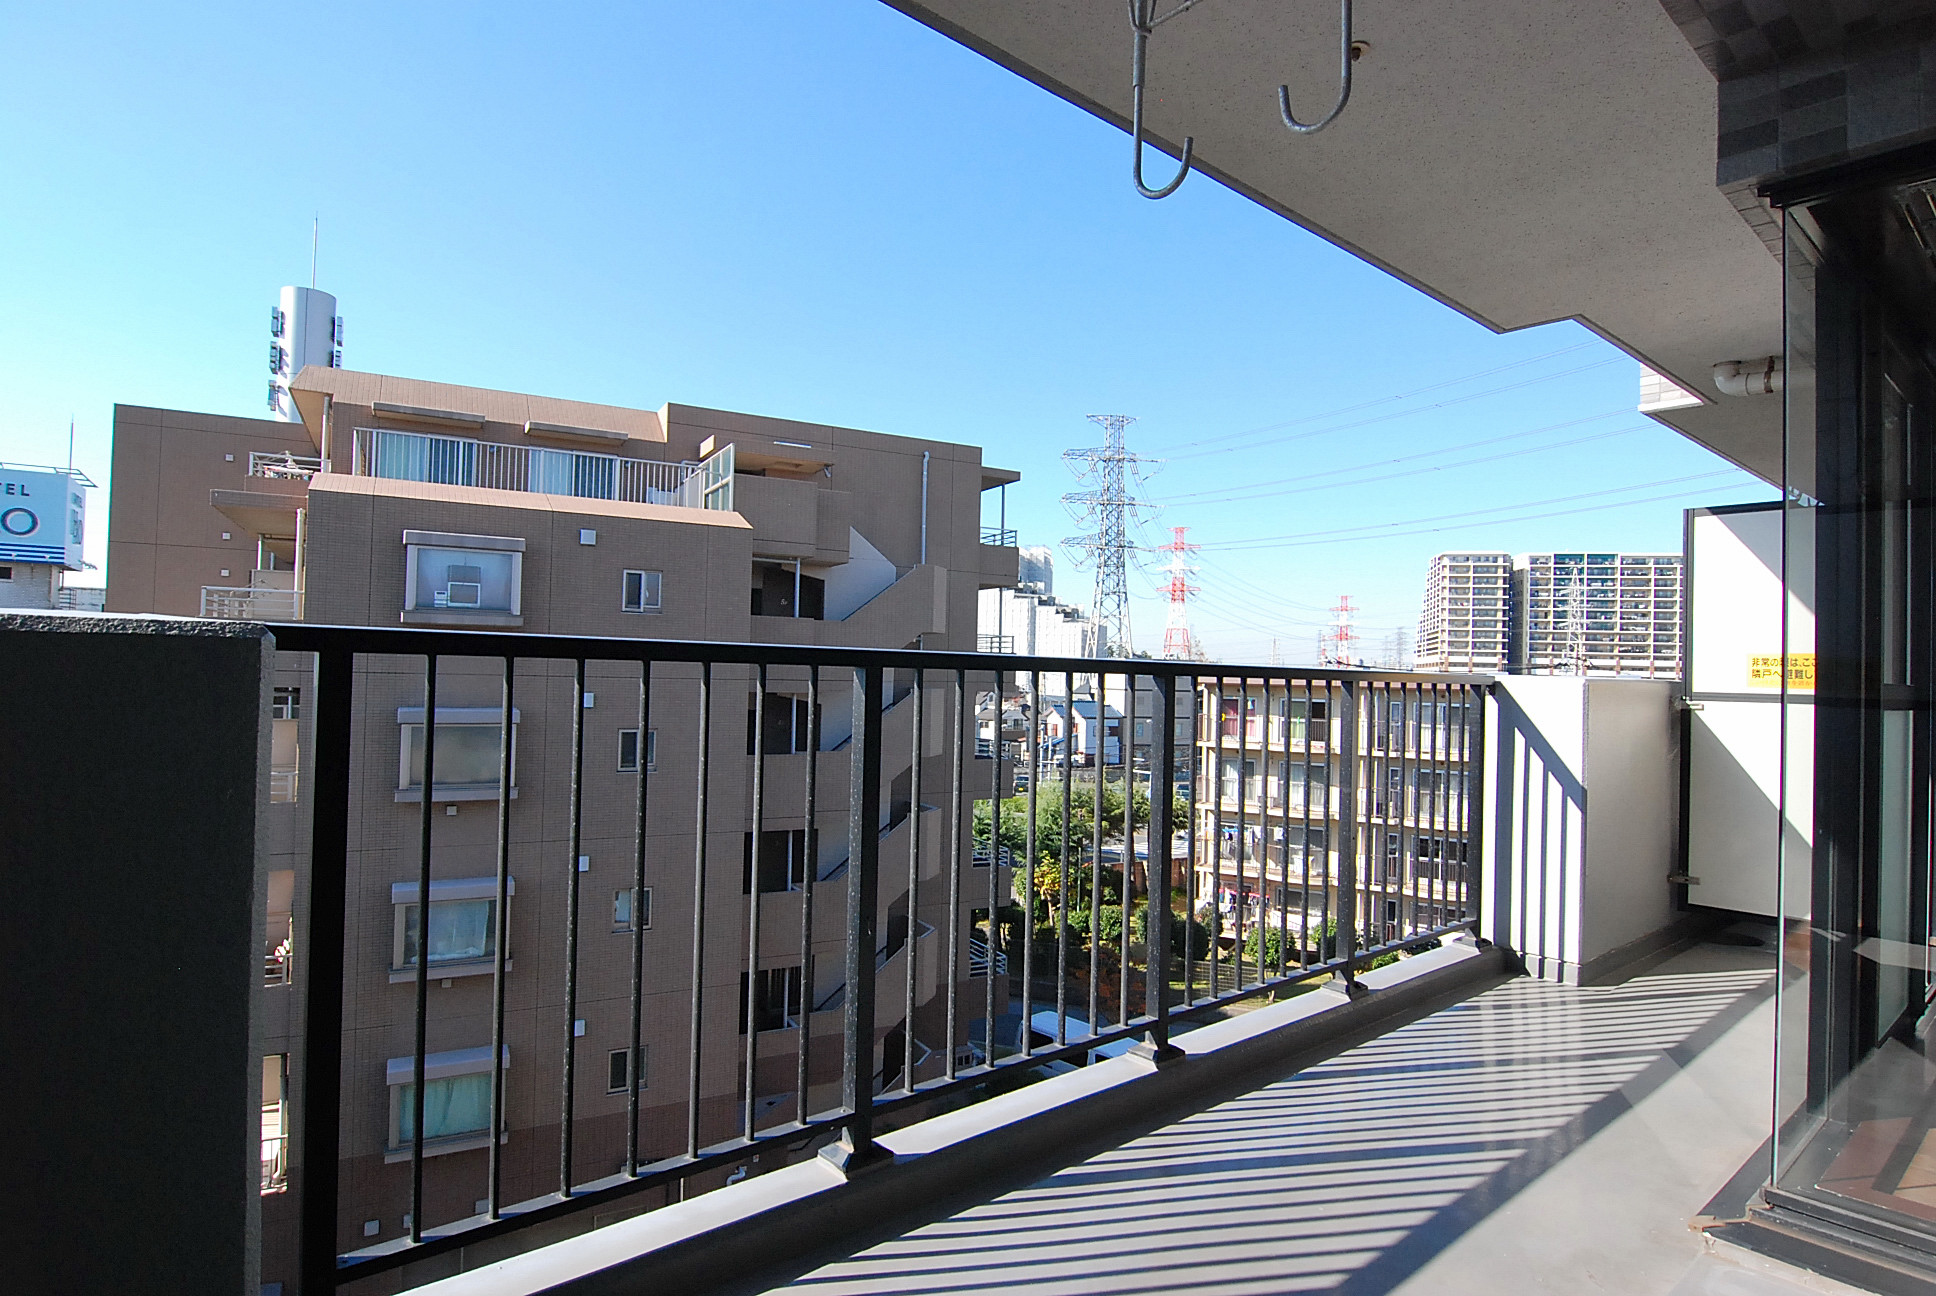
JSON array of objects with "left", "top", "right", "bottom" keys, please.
[{"left": 0, "top": 1, "right": 1775, "bottom": 657}]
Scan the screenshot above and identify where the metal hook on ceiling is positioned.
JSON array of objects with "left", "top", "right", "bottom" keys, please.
[
  {"left": 1279, "top": 0, "right": 1354, "bottom": 134},
  {"left": 1128, "top": 0, "right": 1202, "bottom": 199}
]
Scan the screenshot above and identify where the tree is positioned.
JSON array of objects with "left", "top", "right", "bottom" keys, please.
[{"left": 1131, "top": 899, "right": 1210, "bottom": 959}]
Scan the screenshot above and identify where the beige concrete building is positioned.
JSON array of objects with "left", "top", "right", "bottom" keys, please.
[
  {"left": 105, "top": 367, "right": 1020, "bottom": 1286},
  {"left": 1415, "top": 552, "right": 1513, "bottom": 673},
  {"left": 1193, "top": 680, "right": 1475, "bottom": 961}
]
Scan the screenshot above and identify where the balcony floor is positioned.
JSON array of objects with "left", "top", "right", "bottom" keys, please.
[{"left": 765, "top": 933, "right": 1870, "bottom": 1295}]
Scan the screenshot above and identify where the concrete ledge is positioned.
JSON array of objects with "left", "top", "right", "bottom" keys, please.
[{"left": 408, "top": 940, "right": 1509, "bottom": 1296}]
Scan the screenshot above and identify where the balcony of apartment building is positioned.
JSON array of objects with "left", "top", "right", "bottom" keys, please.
[{"left": 5, "top": 612, "right": 1815, "bottom": 1296}]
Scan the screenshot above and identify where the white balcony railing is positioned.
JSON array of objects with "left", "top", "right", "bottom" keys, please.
[
  {"left": 348, "top": 427, "right": 717, "bottom": 508},
  {"left": 261, "top": 1134, "right": 287, "bottom": 1195},
  {"left": 201, "top": 587, "right": 299, "bottom": 620},
  {"left": 248, "top": 451, "right": 324, "bottom": 481}
]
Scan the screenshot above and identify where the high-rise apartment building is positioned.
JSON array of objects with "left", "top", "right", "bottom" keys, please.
[
  {"left": 1415, "top": 552, "right": 1513, "bottom": 672},
  {"left": 1416, "top": 550, "right": 1684, "bottom": 678},
  {"left": 104, "top": 366, "right": 1020, "bottom": 1285},
  {"left": 1512, "top": 552, "right": 1682, "bottom": 677}
]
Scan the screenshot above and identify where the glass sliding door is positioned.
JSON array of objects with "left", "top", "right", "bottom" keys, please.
[{"left": 1774, "top": 180, "right": 1936, "bottom": 1246}]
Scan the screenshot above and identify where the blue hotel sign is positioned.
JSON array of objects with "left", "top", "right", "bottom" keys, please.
[{"left": 0, "top": 469, "right": 86, "bottom": 569}]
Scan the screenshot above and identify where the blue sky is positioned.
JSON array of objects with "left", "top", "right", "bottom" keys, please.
[{"left": 0, "top": 1, "right": 1772, "bottom": 656}]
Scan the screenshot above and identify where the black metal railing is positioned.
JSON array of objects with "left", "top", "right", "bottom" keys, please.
[{"left": 263, "top": 623, "right": 1487, "bottom": 1291}]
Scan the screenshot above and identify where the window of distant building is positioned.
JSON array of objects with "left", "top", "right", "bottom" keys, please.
[
  {"left": 388, "top": 877, "right": 514, "bottom": 982},
  {"left": 621, "top": 569, "right": 662, "bottom": 613},
  {"left": 396, "top": 706, "right": 518, "bottom": 802},
  {"left": 607, "top": 1045, "right": 647, "bottom": 1094},
  {"left": 401, "top": 530, "right": 523, "bottom": 625},
  {"left": 617, "top": 728, "right": 656, "bottom": 772},
  {"left": 613, "top": 887, "right": 650, "bottom": 932},
  {"left": 384, "top": 1046, "right": 507, "bottom": 1159}
]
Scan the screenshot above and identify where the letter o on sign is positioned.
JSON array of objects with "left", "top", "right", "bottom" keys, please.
[{"left": 0, "top": 507, "right": 37, "bottom": 536}]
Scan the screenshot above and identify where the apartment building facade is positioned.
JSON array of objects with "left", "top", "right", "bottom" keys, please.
[
  {"left": 1416, "top": 550, "right": 1684, "bottom": 678},
  {"left": 104, "top": 367, "right": 1019, "bottom": 1285},
  {"left": 1512, "top": 551, "right": 1682, "bottom": 677},
  {"left": 1192, "top": 679, "right": 1476, "bottom": 959},
  {"left": 1414, "top": 552, "right": 1513, "bottom": 672}
]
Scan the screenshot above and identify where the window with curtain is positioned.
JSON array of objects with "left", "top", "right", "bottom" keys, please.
[
  {"left": 402, "top": 722, "right": 508, "bottom": 789},
  {"left": 396, "top": 1072, "right": 492, "bottom": 1143},
  {"left": 401, "top": 898, "right": 497, "bottom": 966},
  {"left": 376, "top": 429, "right": 476, "bottom": 486}
]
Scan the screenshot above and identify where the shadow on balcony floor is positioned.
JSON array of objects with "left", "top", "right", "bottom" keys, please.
[{"left": 766, "top": 937, "right": 1792, "bottom": 1296}]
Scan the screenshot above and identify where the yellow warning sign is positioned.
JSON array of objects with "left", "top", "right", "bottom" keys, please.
[{"left": 1747, "top": 653, "right": 1815, "bottom": 691}]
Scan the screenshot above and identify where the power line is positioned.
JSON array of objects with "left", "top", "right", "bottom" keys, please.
[
  {"left": 1205, "top": 478, "right": 1769, "bottom": 553},
  {"left": 1171, "top": 425, "right": 1645, "bottom": 507},
  {"left": 1153, "top": 407, "right": 1633, "bottom": 504},
  {"left": 1152, "top": 339, "right": 1600, "bottom": 454},
  {"left": 1165, "top": 356, "right": 1623, "bottom": 461},
  {"left": 1196, "top": 469, "right": 1745, "bottom": 551}
]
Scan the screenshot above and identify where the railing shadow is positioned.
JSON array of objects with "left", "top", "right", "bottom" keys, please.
[{"left": 773, "top": 951, "right": 1774, "bottom": 1296}]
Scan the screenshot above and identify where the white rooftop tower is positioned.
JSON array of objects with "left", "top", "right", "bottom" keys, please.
[{"left": 267, "top": 286, "right": 341, "bottom": 421}]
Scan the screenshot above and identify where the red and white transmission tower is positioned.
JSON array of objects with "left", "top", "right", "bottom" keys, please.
[
  {"left": 1158, "top": 527, "right": 1201, "bottom": 660},
  {"left": 1323, "top": 595, "right": 1360, "bottom": 666}
]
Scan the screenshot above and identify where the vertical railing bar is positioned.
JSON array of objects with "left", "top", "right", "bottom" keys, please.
[
  {"left": 686, "top": 663, "right": 712, "bottom": 1160},
  {"left": 488, "top": 656, "right": 516, "bottom": 1211},
  {"left": 1463, "top": 681, "right": 1479, "bottom": 925},
  {"left": 1208, "top": 679, "right": 1223, "bottom": 999},
  {"left": 904, "top": 667, "right": 923, "bottom": 1092},
  {"left": 796, "top": 667, "right": 820, "bottom": 1118},
  {"left": 1338, "top": 679, "right": 1359, "bottom": 985},
  {"left": 1274, "top": 677, "right": 1289, "bottom": 980},
  {"left": 1411, "top": 683, "right": 1425, "bottom": 941},
  {"left": 625, "top": 661, "right": 651, "bottom": 1175},
  {"left": 1237, "top": 677, "right": 1253, "bottom": 991},
  {"left": 1392, "top": 682, "right": 1408, "bottom": 944},
  {"left": 1120, "top": 673, "right": 1134, "bottom": 1021},
  {"left": 1177, "top": 678, "right": 1192, "bottom": 999},
  {"left": 1143, "top": 670, "right": 1178, "bottom": 1055},
  {"left": 1088, "top": 673, "right": 1104, "bottom": 1034},
  {"left": 1057, "top": 671, "right": 1073, "bottom": 1047},
  {"left": 944, "top": 669, "right": 963, "bottom": 1079},
  {"left": 298, "top": 646, "right": 354, "bottom": 1294},
  {"left": 559, "top": 657, "right": 587, "bottom": 1196},
  {"left": 984, "top": 670, "right": 1001, "bottom": 1062},
  {"left": 1020, "top": 669, "right": 1039, "bottom": 1057},
  {"left": 829, "top": 663, "right": 886, "bottom": 1170},
  {"left": 409, "top": 653, "right": 439, "bottom": 1243},
  {"left": 744, "top": 665, "right": 768, "bottom": 1141},
  {"left": 1441, "top": 685, "right": 1451, "bottom": 925},
  {"left": 1431, "top": 683, "right": 1446, "bottom": 934},
  {"left": 1300, "top": 677, "right": 1315, "bottom": 973}
]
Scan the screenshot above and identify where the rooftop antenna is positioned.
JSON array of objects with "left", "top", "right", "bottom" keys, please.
[
  {"left": 66, "top": 417, "right": 74, "bottom": 474},
  {"left": 310, "top": 217, "right": 319, "bottom": 289}
]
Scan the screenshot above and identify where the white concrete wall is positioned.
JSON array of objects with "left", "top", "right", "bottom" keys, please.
[{"left": 1486, "top": 675, "right": 1683, "bottom": 983}]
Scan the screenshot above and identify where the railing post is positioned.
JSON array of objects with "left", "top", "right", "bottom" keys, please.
[
  {"left": 1335, "top": 679, "right": 1364, "bottom": 996},
  {"left": 822, "top": 663, "right": 892, "bottom": 1174},
  {"left": 300, "top": 647, "right": 354, "bottom": 1292},
  {"left": 1134, "top": 672, "right": 1185, "bottom": 1065}
]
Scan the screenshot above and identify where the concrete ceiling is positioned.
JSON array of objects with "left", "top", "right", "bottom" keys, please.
[{"left": 881, "top": 0, "right": 1787, "bottom": 482}]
